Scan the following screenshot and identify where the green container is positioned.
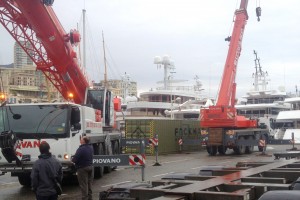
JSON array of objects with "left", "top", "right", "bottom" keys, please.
[{"left": 125, "top": 119, "right": 202, "bottom": 155}]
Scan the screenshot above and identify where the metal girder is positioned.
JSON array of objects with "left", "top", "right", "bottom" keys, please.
[
  {"left": 259, "top": 170, "right": 300, "bottom": 183},
  {"left": 131, "top": 160, "right": 300, "bottom": 200},
  {"left": 194, "top": 189, "right": 254, "bottom": 200},
  {"left": 148, "top": 195, "right": 187, "bottom": 200},
  {"left": 273, "top": 152, "right": 300, "bottom": 160},
  {"left": 241, "top": 177, "right": 287, "bottom": 184}
]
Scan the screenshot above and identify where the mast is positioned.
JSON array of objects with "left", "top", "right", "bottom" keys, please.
[
  {"left": 82, "top": 9, "right": 86, "bottom": 70},
  {"left": 102, "top": 31, "right": 108, "bottom": 88},
  {"left": 253, "top": 50, "right": 268, "bottom": 91}
]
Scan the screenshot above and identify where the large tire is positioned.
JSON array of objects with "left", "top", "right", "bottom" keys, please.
[
  {"left": 206, "top": 146, "right": 217, "bottom": 156},
  {"left": 217, "top": 145, "right": 227, "bottom": 155},
  {"left": 18, "top": 174, "right": 31, "bottom": 187},
  {"left": 233, "top": 137, "right": 246, "bottom": 155},
  {"left": 245, "top": 136, "right": 254, "bottom": 154},
  {"left": 245, "top": 145, "right": 254, "bottom": 154},
  {"left": 94, "top": 143, "right": 104, "bottom": 179}
]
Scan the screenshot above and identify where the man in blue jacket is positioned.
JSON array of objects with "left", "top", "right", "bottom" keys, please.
[
  {"left": 72, "top": 136, "right": 94, "bottom": 200},
  {"left": 31, "top": 142, "right": 63, "bottom": 200}
]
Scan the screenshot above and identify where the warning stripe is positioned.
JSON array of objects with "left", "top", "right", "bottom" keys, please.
[
  {"left": 149, "top": 138, "right": 158, "bottom": 146},
  {"left": 129, "top": 154, "right": 146, "bottom": 166},
  {"left": 15, "top": 141, "right": 22, "bottom": 161},
  {"left": 259, "top": 139, "right": 266, "bottom": 147},
  {"left": 178, "top": 139, "right": 183, "bottom": 145},
  {"left": 227, "top": 112, "right": 234, "bottom": 119}
]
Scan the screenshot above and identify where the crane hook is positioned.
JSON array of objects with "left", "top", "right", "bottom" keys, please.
[{"left": 256, "top": 7, "right": 262, "bottom": 22}]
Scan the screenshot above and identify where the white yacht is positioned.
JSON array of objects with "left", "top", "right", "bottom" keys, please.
[
  {"left": 235, "top": 51, "right": 291, "bottom": 138},
  {"left": 164, "top": 98, "right": 214, "bottom": 120},
  {"left": 275, "top": 97, "right": 300, "bottom": 142},
  {"left": 125, "top": 55, "right": 207, "bottom": 119}
]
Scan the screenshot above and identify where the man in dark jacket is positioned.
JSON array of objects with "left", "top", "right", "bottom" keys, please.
[
  {"left": 72, "top": 136, "right": 94, "bottom": 200},
  {"left": 31, "top": 141, "right": 63, "bottom": 200}
]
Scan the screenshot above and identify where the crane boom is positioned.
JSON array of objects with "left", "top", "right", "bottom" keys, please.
[
  {"left": 217, "top": 0, "right": 248, "bottom": 107},
  {"left": 0, "top": 0, "right": 89, "bottom": 103},
  {"left": 200, "top": 0, "right": 257, "bottom": 128}
]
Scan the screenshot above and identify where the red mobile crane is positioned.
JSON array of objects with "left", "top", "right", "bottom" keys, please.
[
  {"left": 200, "top": 0, "right": 268, "bottom": 155},
  {"left": 0, "top": 0, "right": 121, "bottom": 185}
]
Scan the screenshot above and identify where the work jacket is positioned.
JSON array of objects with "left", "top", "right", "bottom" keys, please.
[
  {"left": 72, "top": 144, "right": 93, "bottom": 169},
  {"left": 31, "top": 153, "right": 63, "bottom": 196}
]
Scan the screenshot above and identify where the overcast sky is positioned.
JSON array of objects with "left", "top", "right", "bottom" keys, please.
[{"left": 1, "top": 0, "right": 300, "bottom": 99}]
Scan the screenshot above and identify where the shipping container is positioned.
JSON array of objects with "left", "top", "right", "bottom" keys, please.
[{"left": 125, "top": 119, "right": 203, "bottom": 155}]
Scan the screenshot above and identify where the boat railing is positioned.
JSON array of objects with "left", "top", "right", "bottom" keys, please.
[{"left": 156, "top": 85, "right": 199, "bottom": 92}]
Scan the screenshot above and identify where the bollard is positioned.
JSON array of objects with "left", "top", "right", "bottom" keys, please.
[
  {"left": 257, "top": 136, "right": 271, "bottom": 157},
  {"left": 152, "top": 134, "right": 161, "bottom": 166},
  {"left": 259, "top": 139, "right": 266, "bottom": 155},
  {"left": 178, "top": 138, "right": 183, "bottom": 153},
  {"left": 287, "top": 132, "right": 298, "bottom": 151},
  {"left": 140, "top": 140, "right": 146, "bottom": 181}
]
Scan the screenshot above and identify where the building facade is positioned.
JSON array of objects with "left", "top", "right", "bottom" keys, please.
[
  {"left": 0, "top": 65, "right": 61, "bottom": 103},
  {"left": 98, "top": 79, "right": 137, "bottom": 99},
  {"left": 13, "top": 41, "right": 33, "bottom": 68}
]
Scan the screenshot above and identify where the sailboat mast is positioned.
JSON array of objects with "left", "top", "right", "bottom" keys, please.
[
  {"left": 82, "top": 9, "right": 86, "bottom": 69},
  {"left": 102, "top": 31, "right": 108, "bottom": 87}
]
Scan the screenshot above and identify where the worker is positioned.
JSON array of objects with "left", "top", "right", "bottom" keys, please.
[
  {"left": 72, "top": 136, "right": 94, "bottom": 200},
  {"left": 31, "top": 142, "right": 63, "bottom": 200}
]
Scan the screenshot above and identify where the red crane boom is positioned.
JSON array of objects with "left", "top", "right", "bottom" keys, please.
[
  {"left": 0, "top": 0, "right": 89, "bottom": 104},
  {"left": 200, "top": 0, "right": 257, "bottom": 128}
]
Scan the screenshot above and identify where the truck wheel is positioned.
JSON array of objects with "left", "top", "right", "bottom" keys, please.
[
  {"left": 245, "top": 136, "right": 254, "bottom": 154},
  {"left": 233, "top": 145, "right": 246, "bottom": 155},
  {"left": 245, "top": 146, "right": 254, "bottom": 154},
  {"left": 18, "top": 174, "right": 31, "bottom": 187},
  {"left": 113, "top": 140, "right": 120, "bottom": 155},
  {"left": 206, "top": 146, "right": 217, "bottom": 156},
  {"left": 94, "top": 143, "right": 104, "bottom": 179},
  {"left": 217, "top": 145, "right": 227, "bottom": 155},
  {"left": 234, "top": 137, "right": 246, "bottom": 155}
]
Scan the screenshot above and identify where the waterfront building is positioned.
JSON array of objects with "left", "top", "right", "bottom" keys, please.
[
  {"left": 0, "top": 64, "right": 61, "bottom": 103},
  {"left": 13, "top": 41, "right": 33, "bottom": 68},
  {"left": 98, "top": 79, "right": 137, "bottom": 99}
]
